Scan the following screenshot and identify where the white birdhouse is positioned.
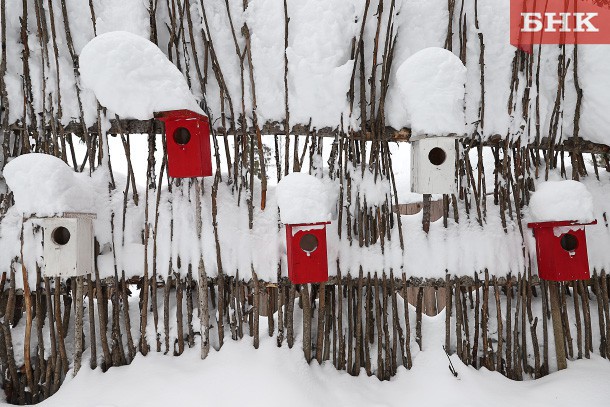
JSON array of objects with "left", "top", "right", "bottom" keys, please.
[
  {"left": 410, "top": 137, "right": 457, "bottom": 195},
  {"left": 41, "top": 213, "right": 95, "bottom": 278}
]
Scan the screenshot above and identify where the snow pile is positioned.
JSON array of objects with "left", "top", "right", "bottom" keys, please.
[
  {"left": 529, "top": 180, "right": 595, "bottom": 223},
  {"left": 94, "top": 0, "right": 150, "bottom": 38},
  {"left": 39, "top": 313, "right": 610, "bottom": 407},
  {"left": 285, "top": 0, "right": 358, "bottom": 127},
  {"left": 3, "top": 153, "right": 96, "bottom": 216},
  {"left": 579, "top": 45, "right": 610, "bottom": 145},
  {"left": 395, "top": 47, "right": 466, "bottom": 136},
  {"left": 276, "top": 173, "right": 333, "bottom": 224},
  {"left": 79, "top": 31, "right": 203, "bottom": 120}
]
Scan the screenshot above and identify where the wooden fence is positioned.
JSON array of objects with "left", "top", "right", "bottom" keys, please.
[{"left": 1, "top": 269, "right": 609, "bottom": 404}]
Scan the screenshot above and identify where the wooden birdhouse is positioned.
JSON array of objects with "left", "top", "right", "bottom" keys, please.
[
  {"left": 276, "top": 172, "right": 334, "bottom": 285},
  {"left": 410, "top": 137, "right": 457, "bottom": 195},
  {"left": 156, "top": 109, "right": 212, "bottom": 179},
  {"left": 285, "top": 222, "right": 329, "bottom": 284},
  {"left": 528, "top": 220, "right": 596, "bottom": 281},
  {"left": 41, "top": 213, "right": 95, "bottom": 278}
]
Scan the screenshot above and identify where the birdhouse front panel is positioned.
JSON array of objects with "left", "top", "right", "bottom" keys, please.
[
  {"left": 42, "top": 216, "right": 95, "bottom": 278},
  {"left": 529, "top": 222, "right": 593, "bottom": 281},
  {"left": 157, "top": 110, "right": 212, "bottom": 179},
  {"left": 285, "top": 223, "right": 329, "bottom": 284},
  {"left": 410, "top": 137, "right": 457, "bottom": 195}
]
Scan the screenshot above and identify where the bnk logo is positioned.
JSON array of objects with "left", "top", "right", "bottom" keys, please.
[{"left": 510, "top": 0, "right": 610, "bottom": 50}]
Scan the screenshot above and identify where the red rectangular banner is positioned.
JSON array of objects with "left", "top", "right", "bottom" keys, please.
[{"left": 511, "top": 0, "right": 610, "bottom": 51}]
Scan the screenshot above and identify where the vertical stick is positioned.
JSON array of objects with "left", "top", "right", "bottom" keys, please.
[
  {"left": 494, "top": 278, "right": 503, "bottom": 373},
  {"left": 73, "top": 275, "right": 84, "bottom": 376},
  {"left": 445, "top": 274, "right": 452, "bottom": 353},
  {"left": 572, "top": 281, "right": 583, "bottom": 359},
  {"left": 415, "top": 287, "right": 423, "bottom": 350},
  {"left": 286, "top": 283, "right": 295, "bottom": 348},
  {"left": 337, "top": 264, "right": 345, "bottom": 369},
  {"left": 301, "top": 284, "right": 312, "bottom": 362},
  {"left": 277, "top": 273, "right": 284, "bottom": 347},
  {"left": 252, "top": 271, "right": 260, "bottom": 349},
  {"left": 540, "top": 280, "right": 550, "bottom": 375},
  {"left": 374, "top": 274, "right": 384, "bottom": 379},
  {"left": 549, "top": 281, "right": 567, "bottom": 370},
  {"left": 175, "top": 278, "right": 185, "bottom": 355},
  {"left": 355, "top": 268, "right": 364, "bottom": 374},
  {"left": 455, "top": 278, "right": 463, "bottom": 361},
  {"left": 578, "top": 279, "right": 591, "bottom": 356},
  {"left": 195, "top": 179, "right": 209, "bottom": 359},
  {"left": 347, "top": 275, "right": 354, "bottom": 373},
  {"left": 316, "top": 282, "right": 326, "bottom": 363},
  {"left": 86, "top": 274, "right": 97, "bottom": 369},
  {"left": 600, "top": 271, "right": 610, "bottom": 358},
  {"left": 505, "top": 278, "right": 513, "bottom": 376},
  {"left": 54, "top": 278, "right": 69, "bottom": 374}
]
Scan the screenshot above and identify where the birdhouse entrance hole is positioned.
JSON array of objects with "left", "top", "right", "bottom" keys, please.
[
  {"left": 173, "top": 127, "right": 191, "bottom": 145},
  {"left": 560, "top": 233, "right": 578, "bottom": 251},
  {"left": 52, "top": 226, "right": 71, "bottom": 246},
  {"left": 299, "top": 233, "right": 318, "bottom": 253},
  {"left": 428, "top": 147, "right": 446, "bottom": 166}
]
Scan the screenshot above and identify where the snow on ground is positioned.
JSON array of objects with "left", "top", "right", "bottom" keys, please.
[
  {"left": 37, "top": 312, "right": 610, "bottom": 407},
  {"left": 79, "top": 31, "right": 203, "bottom": 119}
]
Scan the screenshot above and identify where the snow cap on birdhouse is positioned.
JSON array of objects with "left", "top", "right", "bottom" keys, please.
[
  {"left": 395, "top": 47, "right": 467, "bottom": 137},
  {"left": 40, "top": 213, "right": 96, "bottom": 278},
  {"left": 156, "top": 109, "right": 212, "bottom": 179},
  {"left": 3, "top": 153, "right": 96, "bottom": 217},
  {"left": 528, "top": 181, "right": 596, "bottom": 281},
  {"left": 393, "top": 47, "right": 466, "bottom": 195},
  {"left": 277, "top": 173, "right": 333, "bottom": 284},
  {"left": 79, "top": 31, "right": 203, "bottom": 120}
]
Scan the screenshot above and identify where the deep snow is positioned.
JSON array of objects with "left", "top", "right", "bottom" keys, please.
[{"left": 37, "top": 312, "right": 610, "bottom": 407}]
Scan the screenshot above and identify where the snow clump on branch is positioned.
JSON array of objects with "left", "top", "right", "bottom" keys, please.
[{"left": 79, "top": 31, "right": 203, "bottom": 120}]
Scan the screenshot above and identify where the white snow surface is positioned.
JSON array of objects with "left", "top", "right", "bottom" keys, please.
[
  {"left": 529, "top": 180, "right": 595, "bottom": 223},
  {"left": 37, "top": 312, "right": 610, "bottom": 407},
  {"left": 393, "top": 47, "right": 466, "bottom": 136},
  {"left": 79, "top": 31, "right": 203, "bottom": 120},
  {"left": 579, "top": 45, "right": 610, "bottom": 145},
  {"left": 3, "top": 154, "right": 96, "bottom": 216},
  {"left": 276, "top": 173, "right": 334, "bottom": 224}
]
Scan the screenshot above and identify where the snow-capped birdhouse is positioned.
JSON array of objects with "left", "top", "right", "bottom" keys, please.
[
  {"left": 277, "top": 173, "right": 334, "bottom": 284},
  {"left": 41, "top": 213, "right": 96, "bottom": 278},
  {"left": 528, "top": 220, "right": 596, "bottom": 281},
  {"left": 410, "top": 136, "right": 457, "bottom": 195},
  {"left": 156, "top": 109, "right": 212, "bottom": 179},
  {"left": 528, "top": 180, "right": 596, "bottom": 281}
]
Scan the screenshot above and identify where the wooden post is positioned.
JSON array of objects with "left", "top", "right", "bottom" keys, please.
[
  {"left": 73, "top": 275, "right": 84, "bottom": 376},
  {"left": 549, "top": 281, "right": 567, "bottom": 370}
]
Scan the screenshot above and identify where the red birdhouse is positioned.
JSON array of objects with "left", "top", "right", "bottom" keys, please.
[
  {"left": 528, "top": 220, "right": 597, "bottom": 281},
  {"left": 285, "top": 222, "right": 329, "bottom": 284},
  {"left": 155, "top": 109, "right": 212, "bottom": 178}
]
